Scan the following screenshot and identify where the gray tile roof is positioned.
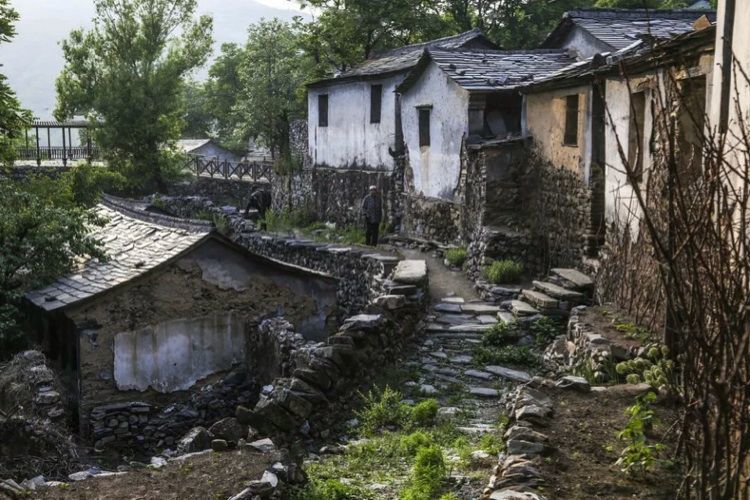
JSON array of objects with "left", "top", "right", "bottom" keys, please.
[
  {"left": 176, "top": 139, "right": 214, "bottom": 154},
  {"left": 399, "top": 49, "right": 576, "bottom": 93},
  {"left": 543, "top": 8, "right": 715, "bottom": 51},
  {"left": 26, "top": 204, "right": 210, "bottom": 312},
  {"left": 308, "top": 29, "right": 499, "bottom": 87}
]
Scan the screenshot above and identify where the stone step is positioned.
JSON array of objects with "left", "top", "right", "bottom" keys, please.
[
  {"left": 521, "top": 289, "right": 559, "bottom": 310},
  {"left": 532, "top": 280, "right": 584, "bottom": 302},
  {"left": 434, "top": 303, "right": 462, "bottom": 314},
  {"left": 461, "top": 303, "right": 501, "bottom": 314},
  {"left": 497, "top": 311, "right": 516, "bottom": 325},
  {"left": 426, "top": 332, "right": 484, "bottom": 341},
  {"left": 509, "top": 300, "right": 539, "bottom": 317},
  {"left": 441, "top": 297, "right": 465, "bottom": 304},
  {"left": 434, "top": 314, "right": 478, "bottom": 325},
  {"left": 386, "top": 284, "right": 418, "bottom": 296},
  {"left": 392, "top": 260, "right": 427, "bottom": 285},
  {"left": 476, "top": 314, "right": 499, "bottom": 325},
  {"left": 550, "top": 268, "right": 594, "bottom": 291},
  {"left": 446, "top": 323, "right": 494, "bottom": 333},
  {"left": 464, "top": 369, "right": 494, "bottom": 381},
  {"left": 484, "top": 365, "right": 532, "bottom": 383}
]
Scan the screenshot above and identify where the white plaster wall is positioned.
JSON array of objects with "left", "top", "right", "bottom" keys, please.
[
  {"left": 603, "top": 76, "right": 656, "bottom": 236},
  {"left": 559, "top": 27, "right": 611, "bottom": 60},
  {"left": 308, "top": 73, "right": 405, "bottom": 170},
  {"left": 113, "top": 312, "right": 245, "bottom": 393},
  {"left": 401, "top": 63, "right": 470, "bottom": 199}
]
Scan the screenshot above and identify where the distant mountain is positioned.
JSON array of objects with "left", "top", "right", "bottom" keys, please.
[{"left": 0, "top": 0, "right": 308, "bottom": 119}]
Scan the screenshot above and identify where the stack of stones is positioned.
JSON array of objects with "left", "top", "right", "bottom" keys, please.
[
  {"left": 482, "top": 376, "right": 590, "bottom": 500},
  {"left": 89, "top": 370, "right": 257, "bottom": 450},
  {"left": 1, "top": 351, "right": 66, "bottom": 422},
  {"left": 236, "top": 260, "right": 428, "bottom": 441}
]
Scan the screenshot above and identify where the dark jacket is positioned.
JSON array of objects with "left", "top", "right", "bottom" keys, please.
[{"left": 361, "top": 193, "right": 382, "bottom": 223}]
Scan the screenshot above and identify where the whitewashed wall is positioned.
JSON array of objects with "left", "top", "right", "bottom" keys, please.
[
  {"left": 603, "top": 76, "right": 656, "bottom": 237},
  {"left": 308, "top": 74, "right": 405, "bottom": 171},
  {"left": 557, "top": 26, "right": 610, "bottom": 60},
  {"left": 401, "top": 63, "right": 469, "bottom": 199},
  {"left": 113, "top": 312, "right": 245, "bottom": 393}
]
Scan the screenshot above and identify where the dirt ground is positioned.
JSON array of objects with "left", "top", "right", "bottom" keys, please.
[
  {"left": 537, "top": 385, "right": 682, "bottom": 499},
  {"left": 34, "top": 448, "right": 278, "bottom": 500},
  {"left": 398, "top": 248, "right": 479, "bottom": 302}
]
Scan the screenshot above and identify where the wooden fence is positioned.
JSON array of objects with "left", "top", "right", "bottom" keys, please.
[{"left": 191, "top": 155, "right": 273, "bottom": 182}]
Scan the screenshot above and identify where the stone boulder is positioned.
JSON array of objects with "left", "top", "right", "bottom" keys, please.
[
  {"left": 208, "top": 417, "right": 245, "bottom": 444},
  {"left": 176, "top": 426, "right": 212, "bottom": 454},
  {"left": 392, "top": 260, "right": 427, "bottom": 285}
]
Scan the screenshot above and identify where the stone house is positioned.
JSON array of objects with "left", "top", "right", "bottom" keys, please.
[
  {"left": 306, "top": 29, "right": 498, "bottom": 171},
  {"left": 176, "top": 138, "right": 241, "bottom": 162},
  {"left": 541, "top": 6, "right": 716, "bottom": 59},
  {"left": 395, "top": 48, "right": 575, "bottom": 201},
  {"left": 25, "top": 198, "right": 338, "bottom": 435}
]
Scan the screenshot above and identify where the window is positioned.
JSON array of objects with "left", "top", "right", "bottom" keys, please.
[
  {"left": 628, "top": 91, "right": 646, "bottom": 180},
  {"left": 370, "top": 84, "right": 382, "bottom": 124},
  {"left": 418, "top": 107, "right": 431, "bottom": 147},
  {"left": 318, "top": 94, "right": 328, "bottom": 127},
  {"left": 564, "top": 94, "right": 579, "bottom": 146}
]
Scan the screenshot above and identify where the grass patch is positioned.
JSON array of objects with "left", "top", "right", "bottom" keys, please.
[
  {"left": 444, "top": 248, "right": 468, "bottom": 268},
  {"left": 530, "top": 316, "right": 563, "bottom": 348},
  {"left": 484, "top": 259, "right": 523, "bottom": 284},
  {"left": 401, "top": 445, "right": 447, "bottom": 500},
  {"left": 474, "top": 345, "right": 537, "bottom": 368},
  {"left": 357, "top": 386, "right": 413, "bottom": 436},
  {"left": 411, "top": 399, "right": 439, "bottom": 427},
  {"left": 482, "top": 321, "right": 522, "bottom": 347}
]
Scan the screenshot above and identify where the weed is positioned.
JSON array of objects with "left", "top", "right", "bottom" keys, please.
[
  {"left": 530, "top": 316, "right": 563, "bottom": 347},
  {"left": 614, "top": 321, "right": 652, "bottom": 342},
  {"left": 411, "top": 399, "right": 439, "bottom": 427},
  {"left": 445, "top": 248, "right": 468, "bottom": 268},
  {"left": 399, "top": 431, "right": 433, "bottom": 456},
  {"left": 400, "top": 445, "right": 447, "bottom": 500},
  {"left": 484, "top": 260, "right": 523, "bottom": 284},
  {"left": 357, "top": 386, "right": 413, "bottom": 436},
  {"left": 479, "top": 433, "right": 504, "bottom": 455},
  {"left": 482, "top": 321, "right": 521, "bottom": 347},
  {"left": 474, "top": 345, "right": 537, "bottom": 368},
  {"left": 616, "top": 392, "right": 667, "bottom": 475}
]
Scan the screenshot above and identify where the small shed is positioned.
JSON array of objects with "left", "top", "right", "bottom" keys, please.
[
  {"left": 26, "top": 199, "right": 338, "bottom": 433},
  {"left": 176, "top": 138, "right": 241, "bottom": 162}
]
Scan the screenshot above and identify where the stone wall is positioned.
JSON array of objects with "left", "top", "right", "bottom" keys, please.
[{"left": 167, "top": 177, "right": 268, "bottom": 209}]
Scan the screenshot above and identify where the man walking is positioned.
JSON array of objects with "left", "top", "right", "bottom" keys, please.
[{"left": 361, "top": 185, "right": 382, "bottom": 246}]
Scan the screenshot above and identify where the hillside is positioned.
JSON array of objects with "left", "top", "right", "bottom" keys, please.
[{"left": 0, "top": 0, "right": 309, "bottom": 119}]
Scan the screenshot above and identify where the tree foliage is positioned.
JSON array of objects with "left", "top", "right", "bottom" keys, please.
[
  {"left": 55, "top": 0, "right": 213, "bottom": 193},
  {"left": 0, "top": 0, "right": 30, "bottom": 166},
  {"left": 0, "top": 164, "right": 123, "bottom": 356}
]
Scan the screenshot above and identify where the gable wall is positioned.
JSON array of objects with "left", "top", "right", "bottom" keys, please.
[
  {"left": 308, "top": 73, "right": 405, "bottom": 170},
  {"left": 401, "top": 63, "right": 470, "bottom": 199},
  {"left": 558, "top": 26, "right": 612, "bottom": 60}
]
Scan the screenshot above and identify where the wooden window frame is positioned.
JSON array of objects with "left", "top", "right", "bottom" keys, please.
[
  {"left": 418, "top": 106, "right": 431, "bottom": 147},
  {"left": 318, "top": 94, "right": 329, "bottom": 127},
  {"left": 370, "top": 84, "right": 383, "bottom": 124},
  {"left": 563, "top": 94, "right": 580, "bottom": 146}
]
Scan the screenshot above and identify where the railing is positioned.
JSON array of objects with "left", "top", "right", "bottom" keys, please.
[
  {"left": 190, "top": 155, "right": 273, "bottom": 182},
  {"left": 15, "top": 146, "right": 101, "bottom": 162}
]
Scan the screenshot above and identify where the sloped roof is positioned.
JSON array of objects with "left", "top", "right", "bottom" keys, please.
[
  {"left": 308, "top": 29, "right": 499, "bottom": 88},
  {"left": 26, "top": 201, "right": 212, "bottom": 312},
  {"left": 398, "top": 49, "right": 576, "bottom": 93},
  {"left": 176, "top": 138, "right": 214, "bottom": 154},
  {"left": 526, "top": 24, "right": 716, "bottom": 93},
  {"left": 542, "top": 8, "right": 715, "bottom": 51}
]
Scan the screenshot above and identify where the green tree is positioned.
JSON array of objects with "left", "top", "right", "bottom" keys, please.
[
  {"left": 182, "top": 80, "right": 213, "bottom": 139},
  {"left": 0, "top": 165, "right": 123, "bottom": 357},
  {"left": 0, "top": 0, "right": 30, "bottom": 166},
  {"left": 204, "top": 43, "right": 246, "bottom": 150},
  {"left": 55, "top": 0, "right": 213, "bottom": 193},
  {"left": 232, "top": 19, "right": 306, "bottom": 163}
]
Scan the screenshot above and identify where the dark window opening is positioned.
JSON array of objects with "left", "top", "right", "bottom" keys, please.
[
  {"left": 564, "top": 94, "right": 579, "bottom": 146},
  {"left": 370, "top": 84, "right": 382, "bottom": 124},
  {"left": 318, "top": 94, "right": 328, "bottom": 127},
  {"left": 418, "top": 107, "right": 431, "bottom": 147},
  {"left": 628, "top": 91, "right": 646, "bottom": 180}
]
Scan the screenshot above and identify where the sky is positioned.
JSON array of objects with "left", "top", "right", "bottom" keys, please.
[{"left": 1, "top": 0, "right": 309, "bottom": 118}]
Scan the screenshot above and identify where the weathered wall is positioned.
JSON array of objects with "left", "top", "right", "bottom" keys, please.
[
  {"left": 66, "top": 239, "right": 338, "bottom": 436},
  {"left": 556, "top": 26, "right": 610, "bottom": 59},
  {"left": 526, "top": 85, "right": 592, "bottom": 180},
  {"left": 167, "top": 177, "right": 268, "bottom": 209},
  {"left": 308, "top": 74, "right": 404, "bottom": 170},
  {"left": 401, "top": 62, "right": 469, "bottom": 199}
]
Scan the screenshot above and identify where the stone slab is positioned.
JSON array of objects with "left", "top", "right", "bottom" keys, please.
[
  {"left": 434, "top": 303, "right": 462, "bottom": 313},
  {"left": 551, "top": 268, "right": 593, "bottom": 289},
  {"left": 461, "top": 303, "right": 501, "bottom": 314},
  {"left": 485, "top": 365, "right": 532, "bottom": 383},
  {"left": 521, "top": 289, "right": 558, "bottom": 310},
  {"left": 448, "top": 323, "right": 494, "bottom": 333},
  {"left": 464, "top": 369, "right": 493, "bottom": 380},
  {"left": 477, "top": 314, "right": 499, "bottom": 324},
  {"left": 509, "top": 300, "right": 539, "bottom": 317},
  {"left": 392, "top": 260, "right": 427, "bottom": 285},
  {"left": 497, "top": 311, "right": 516, "bottom": 325},
  {"left": 532, "top": 280, "right": 584, "bottom": 301},
  {"left": 469, "top": 387, "right": 500, "bottom": 398},
  {"left": 441, "top": 297, "right": 465, "bottom": 304}
]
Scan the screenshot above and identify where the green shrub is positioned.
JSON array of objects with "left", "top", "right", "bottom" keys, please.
[
  {"left": 439, "top": 494, "right": 458, "bottom": 500},
  {"left": 357, "top": 386, "right": 413, "bottom": 436},
  {"left": 294, "top": 479, "right": 362, "bottom": 500},
  {"left": 482, "top": 321, "right": 521, "bottom": 347},
  {"left": 474, "top": 345, "right": 537, "bottom": 367},
  {"left": 615, "top": 343, "right": 673, "bottom": 389},
  {"left": 616, "top": 392, "right": 668, "bottom": 474},
  {"left": 411, "top": 399, "right": 439, "bottom": 427},
  {"left": 445, "top": 248, "right": 468, "bottom": 268},
  {"left": 484, "top": 259, "right": 523, "bottom": 284},
  {"left": 479, "top": 432, "right": 505, "bottom": 455},
  {"left": 530, "top": 316, "right": 563, "bottom": 347},
  {"left": 399, "top": 430, "right": 433, "bottom": 456},
  {"left": 400, "top": 445, "right": 447, "bottom": 500}
]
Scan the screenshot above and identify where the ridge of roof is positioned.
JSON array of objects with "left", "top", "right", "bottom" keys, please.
[{"left": 564, "top": 7, "right": 715, "bottom": 18}]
